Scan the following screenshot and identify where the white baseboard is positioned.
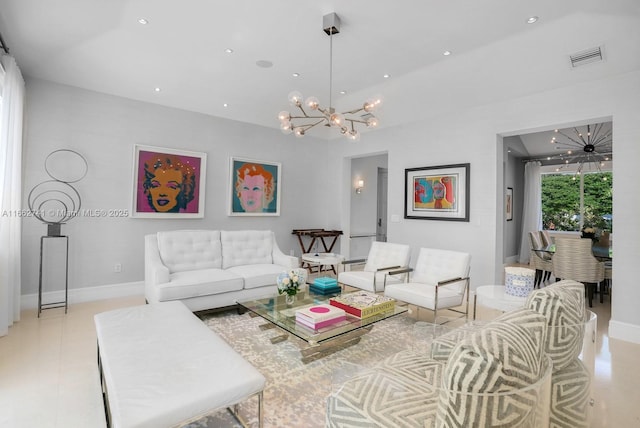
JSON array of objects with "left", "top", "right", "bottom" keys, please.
[
  {"left": 21, "top": 281, "right": 145, "bottom": 311},
  {"left": 608, "top": 319, "right": 640, "bottom": 345}
]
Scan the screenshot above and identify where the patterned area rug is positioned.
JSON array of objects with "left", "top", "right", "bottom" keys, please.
[{"left": 184, "top": 309, "right": 425, "bottom": 427}]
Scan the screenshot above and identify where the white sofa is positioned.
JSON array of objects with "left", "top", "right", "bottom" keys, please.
[{"left": 145, "top": 229, "right": 299, "bottom": 311}]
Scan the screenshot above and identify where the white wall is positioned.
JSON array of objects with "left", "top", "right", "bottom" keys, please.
[
  {"left": 20, "top": 71, "right": 640, "bottom": 343},
  {"left": 22, "top": 79, "right": 331, "bottom": 296},
  {"left": 329, "top": 70, "right": 640, "bottom": 343}
]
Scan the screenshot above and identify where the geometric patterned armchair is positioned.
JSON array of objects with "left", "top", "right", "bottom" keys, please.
[{"left": 552, "top": 238, "right": 605, "bottom": 307}]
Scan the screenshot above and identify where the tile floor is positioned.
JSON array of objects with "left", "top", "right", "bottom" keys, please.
[{"left": 1, "top": 292, "right": 639, "bottom": 427}]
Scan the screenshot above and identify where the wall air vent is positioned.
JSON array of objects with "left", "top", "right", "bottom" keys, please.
[{"left": 570, "top": 46, "right": 603, "bottom": 68}]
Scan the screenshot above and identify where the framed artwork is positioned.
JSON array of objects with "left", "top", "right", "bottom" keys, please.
[
  {"left": 131, "top": 145, "right": 206, "bottom": 218},
  {"left": 506, "top": 187, "right": 513, "bottom": 221},
  {"left": 228, "top": 157, "right": 281, "bottom": 216},
  {"left": 404, "top": 163, "right": 470, "bottom": 221}
]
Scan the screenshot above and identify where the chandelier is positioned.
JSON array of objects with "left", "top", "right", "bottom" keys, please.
[
  {"left": 549, "top": 123, "right": 612, "bottom": 176},
  {"left": 278, "top": 13, "right": 381, "bottom": 141}
]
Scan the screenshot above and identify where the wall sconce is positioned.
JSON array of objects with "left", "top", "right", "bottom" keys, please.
[{"left": 355, "top": 179, "right": 364, "bottom": 194}]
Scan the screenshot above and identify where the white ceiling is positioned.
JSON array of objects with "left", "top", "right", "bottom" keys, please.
[{"left": 0, "top": 0, "right": 638, "bottom": 146}]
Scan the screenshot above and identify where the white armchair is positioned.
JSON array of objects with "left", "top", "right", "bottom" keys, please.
[
  {"left": 337, "top": 242, "right": 411, "bottom": 293},
  {"left": 384, "top": 247, "right": 471, "bottom": 323}
]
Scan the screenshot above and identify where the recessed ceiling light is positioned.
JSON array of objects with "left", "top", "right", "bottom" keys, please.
[
  {"left": 138, "top": 18, "right": 148, "bottom": 25},
  {"left": 154, "top": 87, "right": 161, "bottom": 92},
  {"left": 443, "top": 50, "right": 452, "bottom": 56},
  {"left": 339, "top": 90, "right": 347, "bottom": 95},
  {"left": 383, "top": 74, "right": 391, "bottom": 79},
  {"left": 223, "top": 103, "right": 228, "bottom": 108},
  {"left": 224, "top": 48, "right": 233, "bottom": 54},
  {"left": 255, "top": 60, "right": 273, "bottom": 68},
  {"left": 526, "top": 16, "right": 539, "bottom": 24},
  {"left": 292, "top": 73, "right": 300, "bottom": 77}
]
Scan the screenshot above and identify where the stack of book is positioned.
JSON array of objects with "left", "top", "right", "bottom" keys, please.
[
  {"left": 295, "top": 304, "right": 347, "bottom": 330},
  {"left": 329, "top": 291, "right": 395, "bottom": 319},
  {"left": 309, "top": 277, "right": 341, "bottom": 295}
]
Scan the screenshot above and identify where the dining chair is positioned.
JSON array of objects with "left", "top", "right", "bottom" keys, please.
[
  {"left": 602, "top": 261, "right": 612, "bottom": 303},
  {"left": 552, "top": 238, "right": 605, "bottom": 307},
  {"left": 529, "top": 231, "right": 553, "bottom": 287},
  {"left": 337, "top": 242, "right": 411, "bottom": 293},
  {"left": 383, "top": 247, "right": 471, "bottom": 323},
  {"left": 539, "top": 229, "right": 553, "bottom": 247}
]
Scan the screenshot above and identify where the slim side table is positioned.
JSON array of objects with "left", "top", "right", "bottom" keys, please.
[
  {"left": 473, "top": 285, "right": 527, "bottom": 320},
  {"left": 301, "top": 253, "right": 344, "bottom": 277},
  {"left": 38, "top": 235, "right": 69, "bottom": 317}
]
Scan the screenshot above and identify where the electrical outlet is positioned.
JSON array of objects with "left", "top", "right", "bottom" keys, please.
[{"left": 114, "top": 263, "right": 122, "bottom": 273}]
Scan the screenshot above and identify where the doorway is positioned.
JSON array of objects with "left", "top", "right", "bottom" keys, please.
[{"left": 349, "top": 153, "right": 389, "bottom": 259}]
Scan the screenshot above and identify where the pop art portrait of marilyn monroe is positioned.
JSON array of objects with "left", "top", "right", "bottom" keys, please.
[
  {"left": 229, "top": 157, "right": 281, "bottom": 216},
  {"left": 132, "top": 145, "right": 207, "bottom": 218}
]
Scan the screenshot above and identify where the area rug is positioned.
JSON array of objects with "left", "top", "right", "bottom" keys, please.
[{"left": 183, "top": 309, "right": 428, "bottom": 427}]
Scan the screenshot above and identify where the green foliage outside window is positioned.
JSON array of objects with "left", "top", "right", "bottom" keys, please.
[{"left": 541, "top": 172, "right": 612, "bottom": 232}]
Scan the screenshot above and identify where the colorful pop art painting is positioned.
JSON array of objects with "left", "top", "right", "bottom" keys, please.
[
  {"left": 405, "top": 163, "right": 470, "bottom": 221},
  {"left": 131, "top": 145, "right": 207, "bottom": 218}
]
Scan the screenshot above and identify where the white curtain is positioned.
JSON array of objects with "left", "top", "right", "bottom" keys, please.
[
  {"left": 0, "top": 55, "right": 25, "bottom": 336},
  {"left": 519, "top": 161, "right": 542, "bottom": 264}
]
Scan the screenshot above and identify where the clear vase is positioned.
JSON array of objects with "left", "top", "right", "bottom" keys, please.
[{"left": 285, "top": 294, "right": 296, "bottom": 306}]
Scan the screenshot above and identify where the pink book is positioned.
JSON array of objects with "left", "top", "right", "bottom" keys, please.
[
  {"left": 296, "top": 315, "right": 347, "bottom": 330},
  {"left": 295, "top": 304, "right": 346, "bottom": 323}
]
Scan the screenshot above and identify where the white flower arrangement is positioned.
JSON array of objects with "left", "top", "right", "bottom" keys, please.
[{"left": 277, "top": 269, "right": 307, "bottom": 296}]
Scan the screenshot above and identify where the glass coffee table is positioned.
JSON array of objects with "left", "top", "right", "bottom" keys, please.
[{"left": 237, "top": 289, "right": 407, "bottom": 363}]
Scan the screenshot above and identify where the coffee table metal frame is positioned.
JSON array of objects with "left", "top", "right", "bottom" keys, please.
[{"left": 237, "top": 290, "right": 407, "bottom": 363}]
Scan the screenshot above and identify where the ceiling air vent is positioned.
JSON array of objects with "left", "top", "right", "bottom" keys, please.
[{"left": 570, "top": 46, "right": 603, "bottom": 68}]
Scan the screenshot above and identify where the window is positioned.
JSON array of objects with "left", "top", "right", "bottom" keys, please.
[{"left": 541, "top": 171, "right": 612, "bottom": 232}]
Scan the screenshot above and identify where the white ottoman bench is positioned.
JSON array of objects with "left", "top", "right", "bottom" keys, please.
[{"left": 94, "top": 301, "right": 265, "bottom": 428}]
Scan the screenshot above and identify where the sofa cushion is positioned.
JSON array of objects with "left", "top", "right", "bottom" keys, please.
[
  {"left": 326, "top": 352, "right": 444, "bottom": 428},
  {"left": 337, "top": 271, "right": 404, "bottom": 293},
  {"left": 525, "top": 280, "right": 586, "bottom": 372},
  {"left": 438, "top": 308, "right": 548, "bottom": 427},
  {"left": 550, "top": 358, "right": 592, "bottom": 428},
  {"left": 157, "top": 230, "right": 222, "bottom": 273},
  {"left": 154, "top": 269, "right": 243, "bottom": 301},
  {"left": 226, "top": 263, "right": 287, "bottom": 290},
  {"left": 429, "top": 323, "right": 482, "bottom": 362},
  {"left": 221, "top": 230, "right": 273, "bottom": 269}
]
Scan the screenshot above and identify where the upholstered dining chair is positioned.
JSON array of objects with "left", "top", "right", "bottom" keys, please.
[
  {"left": 602, "top": 261, "right": 612, "bottom": 303},
  {"left": 529, "top": 231, "right": 553, "bottom": 287},
  {"left": 540, "top": 229, "right": 553, "bottom": 247},
  {"left": 383, "top": 247, "right": 471, "bottom": 323},
  {"left": 552, "top": 238, "right": 605, "bottom": 307},
  {"left": 337, "top": 242, "right": 411, "bottom": 293}
]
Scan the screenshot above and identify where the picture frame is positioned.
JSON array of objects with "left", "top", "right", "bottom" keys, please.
[
  {"left": 506, "top": 187, "right": 513, "bottom": 221},
  {"left": 131, "top": 145, "right": 207, "bottom": 218},
  {"left": 404, "top": 163, "right": 470, "bottom": 221},
  {"left": 228, "top": 157, "right": 281, "bottom": 216}
]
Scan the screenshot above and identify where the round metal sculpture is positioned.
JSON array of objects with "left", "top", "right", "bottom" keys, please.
[{"left": 28, "top": 149, "right": 87, "bottom": 236}]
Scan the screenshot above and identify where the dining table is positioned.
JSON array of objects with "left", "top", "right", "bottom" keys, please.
[{"left": 540, "top": 242, "right": 612, "bottom": 260}]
